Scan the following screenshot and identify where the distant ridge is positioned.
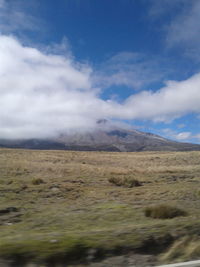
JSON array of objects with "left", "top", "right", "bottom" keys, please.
[{"left": 1, "top": 120, "right": 200, "bottom": 151}]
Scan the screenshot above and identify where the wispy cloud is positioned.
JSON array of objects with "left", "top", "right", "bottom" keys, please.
[
  {"left": 0, "top": 0, "right": 42, "bottom": 35},
  {"left": 164, "top": 129, "right": 192, "bottom": 141},
  {"left": 166, "top": 1, "right": 200, "bottom": 57},
  {"left": 162, "top": 128, "right": 200, "bottom": 143},
  {"left": 149, "top": 0, "right": 200, "bottom": 61},
  {"left": 94, "top": 52, "right": 165, "bottom": 90},
  {"left": 148, "top": 0, "right": 189, "bottom": 17},
  {"left": 175, "top": 132, "right": 192, "bottom": 141},
  {"left": 0, "top": 0, "right": 5, "bottom": 8},
  {"left": 194, "top": 134, "right": 200, "bottom": 142}
]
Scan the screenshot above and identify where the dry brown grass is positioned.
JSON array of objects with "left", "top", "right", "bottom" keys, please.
[
  {"left": 160, "top": 236, "right": 200, "bottom": 263},
  {"left": 0, "top": 149, "right": 200, "bottom": 265}
]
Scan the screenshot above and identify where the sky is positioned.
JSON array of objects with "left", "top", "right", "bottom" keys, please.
[{"left": 0, "top": 0, "right": 200, "bottom": 143}]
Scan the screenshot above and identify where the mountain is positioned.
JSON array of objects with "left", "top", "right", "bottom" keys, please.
[{"left": 1, "top": 120, "right": 200, "bottom": 151}]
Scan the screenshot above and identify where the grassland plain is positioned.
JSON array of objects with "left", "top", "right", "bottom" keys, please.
[{"left": 0, "top": 149, "right": 200, "bottom": 266}]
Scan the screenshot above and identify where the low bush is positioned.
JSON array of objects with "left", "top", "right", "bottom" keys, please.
[
  {"left": 108, "top": 177, "right": 142, "bottom": 188},
  {"left": 31, "top": 178, "right": 44, "bottom": 185},
  {"left": 144, "top": 204, "right": 187, "bottom": 219}
]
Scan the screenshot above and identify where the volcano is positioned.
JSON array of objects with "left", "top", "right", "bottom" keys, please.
[{"left": 1, "top": 120, "right": 200, "bottom": 151}]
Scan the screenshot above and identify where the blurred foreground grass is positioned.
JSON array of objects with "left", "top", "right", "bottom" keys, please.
[{"left": 0, "top": 149, "right": 200, "bottom": 266}]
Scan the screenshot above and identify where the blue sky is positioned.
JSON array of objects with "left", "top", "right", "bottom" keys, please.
[{"left": 0, "top": 0, "right": 200, "bottom": 142}]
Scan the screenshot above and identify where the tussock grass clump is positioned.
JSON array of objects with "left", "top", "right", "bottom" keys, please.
[
  {"left": 144, "top": 205, "right": 187, "bottom": 219},
  {"left": 160, "top": 236, "right": 200, "bottom": 263},
  {"left": 108, "top": 177, "right": 142, "bottom": 188},
  {"left": 31, "top": 178, "right": 44, "bottom": 185}
]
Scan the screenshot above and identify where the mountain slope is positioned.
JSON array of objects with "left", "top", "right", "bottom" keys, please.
[
  {"left": 1, "top": 122, "right": 200, "bottom": 151},
  {"left": 55, "top": 127, "right": 200, "bottom": 152}
]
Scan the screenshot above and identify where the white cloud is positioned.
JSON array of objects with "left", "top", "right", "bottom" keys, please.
[
  {"left": 0, "top": 35, "right": 101, "bottom": 139},
  {"left": 118, "top": 74, "right": 200, "bottom": 121},
  {"left": 1, "top": 35, "right": 200, "bottom": 139},
  {"left": 162, "top": 129, "right": 200, "bottom": 142},
  {"left": 175, "top": 132, "right": 192, "bottom": 141}
]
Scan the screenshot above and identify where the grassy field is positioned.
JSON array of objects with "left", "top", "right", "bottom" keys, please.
[{"left": 0, "top": 149, "right": 200, "bottom": 266}]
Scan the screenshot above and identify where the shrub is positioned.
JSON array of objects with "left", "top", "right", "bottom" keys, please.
[
  {"left": 144, "top": 204, "right": 187, "bottom": 219},
  {"left": 108, "top": 177, "right": 142, "bottom": 188},
  {"left": 31, "top": 178, "right": 44, "bottom": 185}
]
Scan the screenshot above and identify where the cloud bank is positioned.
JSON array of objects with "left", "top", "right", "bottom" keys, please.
[
  {"left": 1, "top": 35, "right": 200, "bottom": 139},
  {"left": 0, "top": 35, "right": 100, "bottom": 138}
]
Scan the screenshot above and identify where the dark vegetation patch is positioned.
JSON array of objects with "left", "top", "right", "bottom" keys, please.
[
  {"left": 0, "top": 207, "right": 19, "bottom": 215},
  {"left": 144, "top": 205, "right": 188, "bottom": 219},
  {"left": 108, "top": 177, "right": 142, "bottom": 188},
  {"left": 32, "top": 178, "right": 45, "bottom": 185},
  {"left": 0, "top": 207, "right": 22, "bottom": 225}
]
